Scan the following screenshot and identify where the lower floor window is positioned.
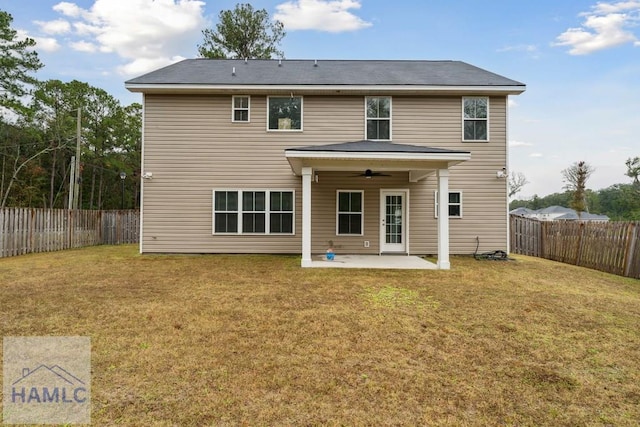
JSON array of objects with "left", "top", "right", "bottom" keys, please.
[
  {"left": 434, "top": 191, "right": 463, "bottom": 218},
  {"left": 270, "top": 191, "right": 294, "bottom": 233},
  {"left": 337, "top": 190, "right": 363, "bottom": 235},
  {"left": 213, "top": 189, "right": 294, "bottom": 234}
]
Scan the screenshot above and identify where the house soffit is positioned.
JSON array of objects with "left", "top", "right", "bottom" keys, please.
[{"left": 284, "top": 140, "right": 471, "bottom": 179}]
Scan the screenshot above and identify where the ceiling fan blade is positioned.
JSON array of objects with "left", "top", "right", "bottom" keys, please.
[{"left": 352, "top": 169, "right": 391, "bottom": 177}]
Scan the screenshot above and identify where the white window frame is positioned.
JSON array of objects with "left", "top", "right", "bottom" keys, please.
[
  {"left": 267, "top": 96, "right": 303, "bottom": 132},
  {"left": 336, "top": 190, "right": 364, "bottom": 236},
  {"left": 232, "top": 95, "right": 250, "bottom": 123},
  {"left": 462, "top": 97, "right": 489, "bottom": 142},
  {"left": 213, "top": 189, "right": 296, "bottom": 235},
  {"left": 365, "top": 96, "right": 392, "bottom": 141},
  {"left": 269, "top": 190, "right": 296, "bottom": 234},
  {"left": 241, "top": 191, "right": 266, "bottom": 234},
  {"left": 213, "top": 190, "right": 239, "bottom": 234},
  {"left": 434, "top": 190, "right": 463, "bottom": 218}
]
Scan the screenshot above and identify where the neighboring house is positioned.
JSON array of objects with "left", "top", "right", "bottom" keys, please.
[
  {"left": 125, "top": 59, "right": 526, "bottom": 269},
  {"left": 510, "top": 205, "right": 610, "bottom": 222},
  {"left": 510, "top": 207, "right": 536, "bottom": 217}
]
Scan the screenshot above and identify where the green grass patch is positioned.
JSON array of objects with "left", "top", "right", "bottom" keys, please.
[{"left": 364, "top": 285, "right": 440, "bottom": 310}]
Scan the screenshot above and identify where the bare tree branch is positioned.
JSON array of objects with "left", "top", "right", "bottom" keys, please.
[
  {"left": 508, "top": 171, "right": 529, "bottom": 198},
  {"left": 1, "top": 144, "right": 64, "bottom": 208}
]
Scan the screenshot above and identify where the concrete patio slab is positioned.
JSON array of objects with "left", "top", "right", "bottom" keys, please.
[{"left": 309, "top": 254, "right": 437, "bottom": 269}]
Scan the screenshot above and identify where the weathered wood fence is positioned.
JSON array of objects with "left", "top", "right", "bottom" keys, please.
[
  {"left": 0, "top": 208, "right": 140, "bottom": 258},
  {"left": 510, "top": 215, "right": 640, "bottom": 279}
]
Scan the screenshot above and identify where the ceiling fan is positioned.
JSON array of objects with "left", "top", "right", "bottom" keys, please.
[{"left": 354, "top": 169, "right": 391, "bottom": 179}]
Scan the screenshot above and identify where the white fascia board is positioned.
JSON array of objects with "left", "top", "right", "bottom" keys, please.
[
  {"left": 284, "top": 150, "right": 471, "bottom": 162},
  {"left": 125, "top": 83, "right": 526, "bottom": 95}
]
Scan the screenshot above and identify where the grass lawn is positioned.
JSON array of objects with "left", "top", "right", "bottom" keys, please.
[{"left": 1, "top": 245, "right": 639, "bottom": 426}]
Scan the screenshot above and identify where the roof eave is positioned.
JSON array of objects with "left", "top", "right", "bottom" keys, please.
[
  {"left": 284, "top": 150, "right": 471, "bottom": 160},
  {"left": 125, "top": 83, "right": 526, "bottom": 96},
  {"left": 284, "top": 150, "right": 472, "bottom": 176}
]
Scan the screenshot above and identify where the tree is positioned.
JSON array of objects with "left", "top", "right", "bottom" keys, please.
[
  {"left": 508, "top": 171, "right": 529, "bottom": 198},
  {"left": 29, "top": 79, "right": 84, "bottom": 208},
  {"left": 0, "top": 11, "right": 43, "bottom": 114},
  {"left": 562, "top": 161, "right": 595, "bottom": 216},
  {"left": 198, "top": 3, "right": 285, "bottom": 59},
  {"left": 1, "top": 77, "right": 143, "bottom": 209},
  {"left": 598, "top": 184, "right": 640, "bottom": 220},
  {"left": 625, "top": 157, "right": 640, "bottom": 185}
]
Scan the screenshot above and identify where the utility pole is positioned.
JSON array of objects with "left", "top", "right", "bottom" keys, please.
[
  {"left": 72, "top": 108, "right": 81, "bottom": 209},
  {"left": 68, "top": 156, "right": 75, "bottom": 209}
]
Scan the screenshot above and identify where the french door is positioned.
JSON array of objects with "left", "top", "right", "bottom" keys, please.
[{"left": 380, "top": 190, "right": 407, "bottom": 253}]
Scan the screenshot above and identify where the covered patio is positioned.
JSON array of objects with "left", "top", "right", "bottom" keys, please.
[
  {"left": 308, "top": 254, "right": 437, "bottom": 269},
  {"left": 285, "top": 141, "right": 471, "bottom": 270}
]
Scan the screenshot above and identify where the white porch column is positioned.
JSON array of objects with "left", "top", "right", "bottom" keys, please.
[
  {"left": 437, "top": 169, "right": 451, "bottom": 270},
  {"left": 301, "top": 167, "right": 313, "bottom": 267}
]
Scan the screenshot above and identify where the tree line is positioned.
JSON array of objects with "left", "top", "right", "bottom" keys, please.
[
  {"left": 1, "top": 11, "right": 141, "bottom": 209},
  {"left": 510, "top": 159, "right": 640, "bottom": 221}
]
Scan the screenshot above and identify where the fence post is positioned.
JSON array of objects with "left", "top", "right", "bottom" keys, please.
[
  {"left": 624, "top": 223, "right": 637, "bottom": 278},
  {"left": 575, "top": 222, "right": 585, "bottom": 266}
]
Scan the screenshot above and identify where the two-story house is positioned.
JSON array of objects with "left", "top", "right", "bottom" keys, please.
[{"left": 125, "top": 59, "right": 525, "bottom": 269}]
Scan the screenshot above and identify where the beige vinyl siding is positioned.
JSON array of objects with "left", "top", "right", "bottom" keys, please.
[
  {"left": 141, "top": 94, "right": 508, "bottom": 254},
  {"left": 310, "top": 172, "right": 410, "bottom": 254}
]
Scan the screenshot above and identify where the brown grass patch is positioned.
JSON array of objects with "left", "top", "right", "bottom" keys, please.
[{"left": 1, "top": 246, "right": 639, "bottom": 425}]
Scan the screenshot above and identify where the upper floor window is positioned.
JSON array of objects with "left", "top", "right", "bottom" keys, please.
[
  {"left": 232, "top": 96, "right": 250, "bottom": 122},
  {"left": 366, "top": 97, "right": 391, "bottom": 140},
  {"left": 268, "top": 96, "right": 302, "bottom": 131},
  {"left": 463, "top": 97, "right": 488, "bottom": 141}
]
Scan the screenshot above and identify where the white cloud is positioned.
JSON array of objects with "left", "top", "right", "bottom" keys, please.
[
  {"left": 275, "top": 0, "right": 372, "bottom": 32},
  {"left": 498, "top": 44, "right": 538, "bottom": 53},
  {"left": 508, "top": 99, "right": 518, "bottom": 108},
  {"left": 497, "top": 44, "right": 540, "bottom": 59},
  {"left": 70, "top": 40, "right": 98, "bottom": 53},
  {"left": 35, "top": 19, "right": 71, "bottom": 35},
  {"left": 509, "top": 140, "right": 533, "bottom": 147},
  {"left": 53, "top": 2, "right": 84, "bottom": 18},
  {"left": 42, "top": 0, "right": 206, "bottom": 76},
  {"left": 16, "top": 29, "right": 61, "bottom": 53},
  {"left": 117, "top": 55, "right": 187, "bottom": 76},
  {"left": 73, "top": 22, "right": 101, "bottom": 36},
  {"left": 34, "top": 37, "right": 62, "bottom": 52},
  {"left": 591, "top": 1, "right": 640, "bottom": 14},
  {"left": 553, "top": 1, "right": 640, "bottom": 54},
  {"left": 530, "top": 153, "right": 544, "bottom": 158}
]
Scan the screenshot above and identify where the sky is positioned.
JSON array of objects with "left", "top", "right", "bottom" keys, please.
[{"left": 1, "top": 0, "right": 639, "bottom": 199}]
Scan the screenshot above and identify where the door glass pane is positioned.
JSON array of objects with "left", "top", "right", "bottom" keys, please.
[{"left": 385, "top": 195, "right": 402, "bottom": 244}]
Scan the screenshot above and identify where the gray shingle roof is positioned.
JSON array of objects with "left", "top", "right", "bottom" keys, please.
[
  {"left": 125, "top": 59, "right": 525, "bottom": 88},
  {"left": 509, "top": 207, "right": 535, "bottom": 216},
  {"left": 286, "top": 140, "right": 470, "bottom": 154},
  {"left": 556, "top": 212, "right": 610, "bottom": 221},
  {"left": 538, "top": 206, "right": 575, "bottom": 214}
]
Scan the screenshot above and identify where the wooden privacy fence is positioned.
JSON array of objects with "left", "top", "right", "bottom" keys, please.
[
  {"left": 0, "top": 208, "right": 140, "bottom": 258},
  {"left": 510, "top": 215, "right": 640, "bottom": 279}
]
